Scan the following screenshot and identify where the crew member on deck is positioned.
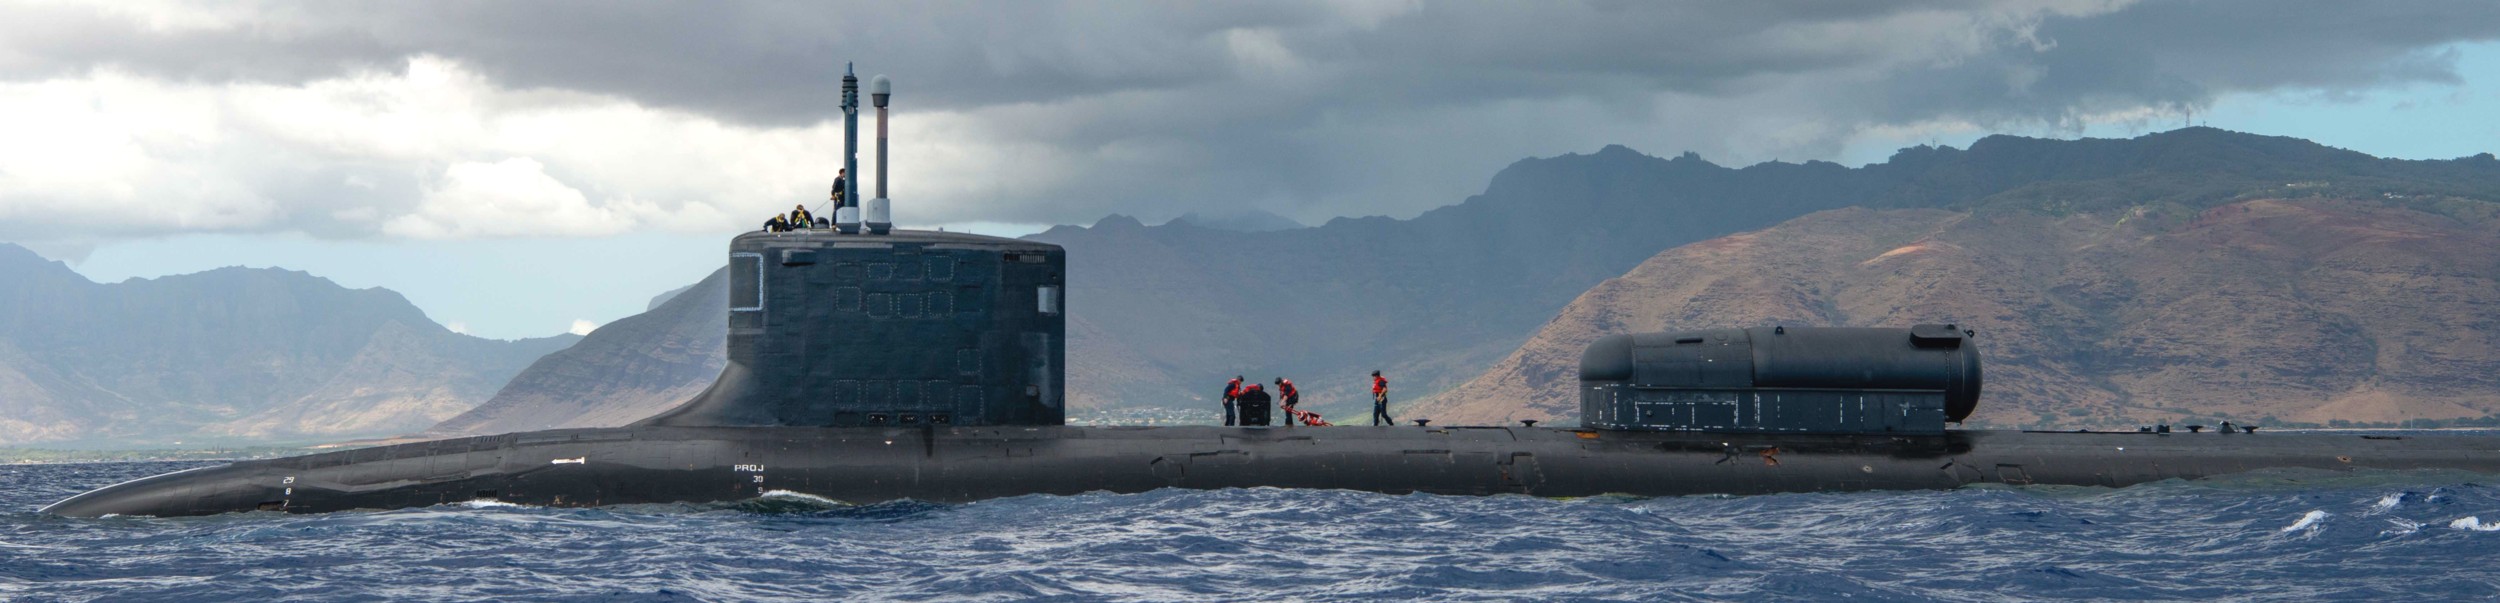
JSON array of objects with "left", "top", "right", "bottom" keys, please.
[
  {"left": 1274, "top": 378, "right": 1301, "bottom": 427},
  {"left": 830, "top": 168, "right": 848, "bottom": 206},
  {"left": 1222, "top": 376, "right": 1243, "bottom": 426},
  {"left": 763, "top": 214, "right": 790, "bottom": 232},
  {"left": 1371, "top": 370, "right": 1393, "bottom": 426},
  {"left": 789, "top": 204, "right": 815, "bottom": 229},
  {"left": 1238, "top": 383, "right": 1273, "bottom": 427}
]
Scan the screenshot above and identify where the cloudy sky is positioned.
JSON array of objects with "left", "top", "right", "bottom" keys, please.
[{"left": 3, "top": 0, "right": 2497, "bottom": 338}]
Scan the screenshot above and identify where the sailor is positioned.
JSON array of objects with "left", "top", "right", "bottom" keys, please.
[
  {"left": 1274, "top": 378, "right": 1300, "bottom": 427},
  {"left": 830, "top": 168, "right": 848, "bottom": 207},
  {"left": 763, "top": 214, "right": 790, "bottom": 232},
  {"left": 1221, "top": 376, "right": 1243, "bottom": 426},
  {"left": 1238, "top": 383, "right": 1273, "bottom": 427},
  {"left": 789, "top": 204, "right": 815, "bottom": 230},
  {"left": 1371, "top": 370, "right": 1393, "bottom": 426}
]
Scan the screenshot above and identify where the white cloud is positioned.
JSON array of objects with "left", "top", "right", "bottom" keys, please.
[
  {"left": 0, "top": 71, "right": 273, "bottom": 232},
  {"left": 445, "top": 321, "right": 470, "bottom": 335},
  {"left": 0, "top": 57, "right": 850, "bottom": 243},
  {"left": 0, "top": 51, "right": 1286, "bottom": 243},
  {"left": 385, "top": 158, "right": 616, "bottom": 239},
  {"left": 568, "top": 319, "right": 599, "bottom": 336}
]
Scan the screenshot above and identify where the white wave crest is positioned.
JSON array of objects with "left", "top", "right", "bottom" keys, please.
[
  {"left": 758, "top": 489, "right": 847, "bottom": 506},
  {"left": 2281, "top": 510, "right": 2330, "bottom": 534},
  {"left": 2382, "top": 519, "right": 2424, "bottom": 537},
  {"left": 2448, "top": 516, "right": 2500, "bottom": 532}
]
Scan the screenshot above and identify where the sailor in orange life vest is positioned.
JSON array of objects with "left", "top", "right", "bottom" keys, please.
[
  {"left": 1221, "top": 376, "right": 1243, "bottom": 426},
  {"left": 1237, "top": 383, "right": 1273, "bottom": 426},
  {"left": 1371, "top": 370, "right": 1393, "bottom": 426},
  {"left": 1273, "top": 378, "right": 1301, "bottom": 427}
]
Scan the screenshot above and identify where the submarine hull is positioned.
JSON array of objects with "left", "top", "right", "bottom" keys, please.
[{"left": 44, "top": 426, "right": 2500, "bottom": 517}]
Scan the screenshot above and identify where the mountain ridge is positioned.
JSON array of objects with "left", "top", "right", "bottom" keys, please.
[
  {"left": 428, "top": 267, "right": 731, "bottom": 436},
  {"left": 425, "top": 128, "right": 2500, "bottom": 434},
  {"left": 0, "top": 245, "right": 579, "bottom": 445},
  {"left": 1024, "top": 127, "right": 2500, "bottom": 418}
]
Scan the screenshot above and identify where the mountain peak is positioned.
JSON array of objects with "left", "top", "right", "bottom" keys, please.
[
  {"left": 1594, "top": 144, "right": 1646, "bottom": 158},
  {"left": 0, "top": 242, "right": 88, "bottom": 284},
  {"left": 0, "top": 242, "right": 44, "bottom": 265},
  {"left": 141, "top": 265, "right": 349, "bottom": 292},
  {"left": 1884, "top": 143, "right": 1962, "bottom": 166},
  {"left": 1091, "top": 214, "right": 1146, "bottom": 230}
]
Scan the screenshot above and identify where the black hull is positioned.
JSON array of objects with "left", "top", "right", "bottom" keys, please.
[{"left": 43, "top": 426, "right": 2500, "bottom": 518}]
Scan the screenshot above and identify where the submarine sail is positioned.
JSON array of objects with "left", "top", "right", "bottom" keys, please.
[{"left": 636, "top": 230, "right": 1066, "bottom": 429}]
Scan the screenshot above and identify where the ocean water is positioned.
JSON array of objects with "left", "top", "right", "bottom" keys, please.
[{"left": 5, "top": 460, "right": 2500, "bottom": 601}]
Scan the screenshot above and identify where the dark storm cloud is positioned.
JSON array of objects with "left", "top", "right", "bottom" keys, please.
[
  {"left": 30, "top": 1, "right": 2493, "bottom": 125},
  {"left": 1855, "top": 0, "right": 2500, "bottom": 126},
  {"left": 6, "top": 0, "right": 2497, "bottom": 226},
  {"left": 0, "top": 1, "right": 1280, "bottom": 123}
]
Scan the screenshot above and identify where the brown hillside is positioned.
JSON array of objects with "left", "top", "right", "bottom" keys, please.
[
  {"left": 427, "top": 269, "right": 731, "bottom": 436},
  {"left": 1410, "top": 199, "right": 2500, "bottom": 428}
]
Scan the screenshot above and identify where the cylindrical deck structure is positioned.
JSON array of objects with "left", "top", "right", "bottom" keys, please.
[{"left": 1580, "top": 326, "right": 1981, "bottom": 434}]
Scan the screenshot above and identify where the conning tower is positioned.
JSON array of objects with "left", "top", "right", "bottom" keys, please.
[
  {"left": 1578, "top": 325, "right": 1980, "bottom": 434},
  {"left": 638, "top": 231, "right": 1066, "bottom": 428},
  {"left": 639, "top": 67, "right": 1069, "bottom": 428}
]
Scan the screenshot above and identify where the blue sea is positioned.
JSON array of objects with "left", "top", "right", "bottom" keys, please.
[{"left": 6, "top": 459, "right": 2500, "bottom": 601}]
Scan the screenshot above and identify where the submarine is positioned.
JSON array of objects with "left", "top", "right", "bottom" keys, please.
[{"left": 44, "top": 70, "right": 2500, "bottom": 518}]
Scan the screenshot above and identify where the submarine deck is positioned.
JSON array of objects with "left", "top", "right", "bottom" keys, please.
[{"left": 44, "top": 426, "right": 2500, "bottom": 517}]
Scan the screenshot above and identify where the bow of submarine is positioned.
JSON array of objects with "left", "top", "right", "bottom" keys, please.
[{"left": 42, "top": 463, "right": 257, "bottom": 518}]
